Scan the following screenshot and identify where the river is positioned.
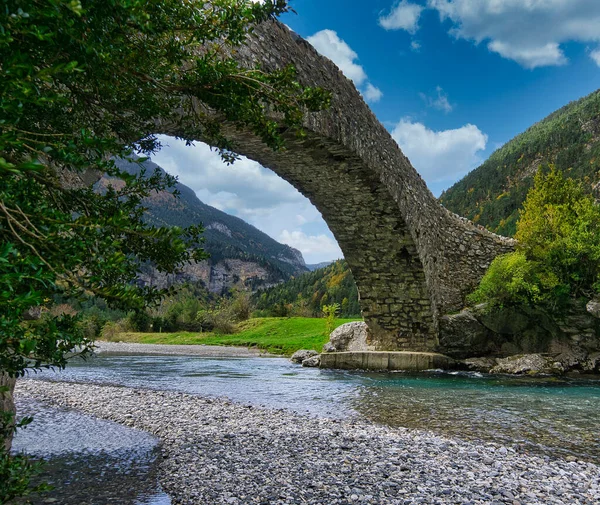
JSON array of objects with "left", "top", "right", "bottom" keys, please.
[{"left": 12, "top": 353, "right": 600, "bottom": 504}]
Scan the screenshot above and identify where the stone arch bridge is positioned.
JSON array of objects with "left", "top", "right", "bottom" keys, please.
[{"left": 160, "top": 21, "right": 514, "bottom": 352}]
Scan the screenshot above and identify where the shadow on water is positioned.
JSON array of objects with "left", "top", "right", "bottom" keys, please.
[{"left": 12, "top": 398, "right": 170, "bottom": 505}]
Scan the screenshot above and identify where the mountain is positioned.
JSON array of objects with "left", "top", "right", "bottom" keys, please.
[
  {"left": 306, "top": 261, "right": 334, "bottom": 271},
  {"left": 440, "top": 88, "right": 600, "bottom": 236},
  {"left": 98, "top": 158, "right": 308, "bottom": 293},
  {"left": 253, "top": 260, "right": 360, "bottom": 317}
]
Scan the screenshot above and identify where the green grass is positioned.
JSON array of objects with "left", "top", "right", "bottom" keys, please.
[{"left": 106, "top": 317, "right": 360, "bottom": 355}]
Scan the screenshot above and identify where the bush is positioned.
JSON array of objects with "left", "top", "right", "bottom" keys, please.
[
  {"left": 100, "top": 320, "right": 129, "bottom": 341},
  {"left": 468, "top": 252, "right": 558, "bottom": 308},
  {"left": 471, "top": 167, "right": 600, "bottom": 311},
  {"left": 127, "top": 311, "right": 152, "bottom": 332}
]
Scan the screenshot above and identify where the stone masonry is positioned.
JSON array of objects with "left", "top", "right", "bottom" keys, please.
[{"left": 159, "top": 21, "right": 515, "bottom": 351}]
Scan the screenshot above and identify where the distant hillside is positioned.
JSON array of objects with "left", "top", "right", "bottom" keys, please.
[
  {"left": 440, "top": 89, "right": 600, "bottom": 236},
  {"left": 98, "top": 158, "right": 308, "bottom": 293},
  {"left": 253, "top": 260, "right": 360, "bottom": 317},
  {"left": 306, "top": 261, "right": 334, "bottom": 271}
]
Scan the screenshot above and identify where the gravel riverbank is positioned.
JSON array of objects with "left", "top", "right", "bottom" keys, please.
[
  {"left": 94, "top": 341, "right": 275, "bottom": 357},
  {"left": 16, "top": 380, "right": 600, "bottom": 505}
]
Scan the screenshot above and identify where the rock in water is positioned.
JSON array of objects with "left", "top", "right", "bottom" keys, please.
[
  {"left": 290, "top": 349, "right": 318, "bottom": 364},
  {"left": 491, "top": 354, "right": 565, "bottom": 375},
  {"left": 323, "top": 322, "right": 374, "bottom": 352},
  {"left": 301, "top": 355, "right": 321, "bottom": 367},
  {"left": 463, "top": 357, "right": 498, "bottom": 373}
]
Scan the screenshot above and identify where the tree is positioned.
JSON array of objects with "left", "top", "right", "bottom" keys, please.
[
  {"left": 470, "top": 167, "right": 600, "bottom": 310},
  {"left": 322, "top": 303, "right": 340, "bottom": 337},
  {"left": 1, "top": 0, "right": 329, "bottom": 498}
]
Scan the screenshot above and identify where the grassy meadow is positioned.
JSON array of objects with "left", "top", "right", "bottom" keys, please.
[{"left": 105, "top": 317, "right": 360, "bottom": 355}]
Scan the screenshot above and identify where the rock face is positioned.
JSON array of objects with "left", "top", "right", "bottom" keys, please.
[
  {"left": 290, "top": 350, "right": 318, "bottom": 364},
  {"left": 139, "top": 258, "right": 279, "bottom": 294},
  {"left": 440, "top": 300, "right": 600, "bottom": 373},
  {"left": 323, "top": 322, "right": 375, "bottom": 353}
]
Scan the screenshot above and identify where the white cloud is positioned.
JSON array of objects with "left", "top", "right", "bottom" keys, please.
[
  {"left": 426, "top": 0, "right": 600, "bottom": 68},
  {"left": 419, "top": 86, "right": 453, "bottom": 113},
  {"left": 151, "top": 136, "right": 342, "bottom": 263},
  {"left": 307, "top": 29, "right": 368, "bottom": 86},
  {"left": 379, "top": 1, "right": 424, "bottom": 33},
  {"left": 391, "top": 118, "right": 487, "bottom": 189},
  {"left": 411, "top": 40, "right": 422, "bottom": 52},
  {"left": 278, "top": 230, "right": 343, "bottom": 258},
  {"left": 364, "top": 83, "right": 383, "bottom": 103},
  {"left": 590, "top": 47, "right": 600, "bottom": 66},
  {"left": 307, "top": 29, "right": 383, "bottom": 103}
]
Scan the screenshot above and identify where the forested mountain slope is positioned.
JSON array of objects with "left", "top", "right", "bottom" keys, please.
[
  {"left": 253, "top": 260, "right": 360, "bottom": 317},
  {"left": 97, "top": 158, "right": 308, "bottom": 293},
  {"left": 440, "top": 89, "right": 600, "bottom": 236}
]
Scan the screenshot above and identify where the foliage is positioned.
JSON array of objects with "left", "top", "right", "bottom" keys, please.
[
  {"left": 110, "top": 317, "right": 360, "bottom": 355},
  {"left": 0, "top": 406, "right": 49, "bottom": 504},
  {"left": 1, "top": 0, "right": 329, "bottom": 499},
  {"left": 253, "top": 260, "right": 361, "bottom": 317},
  {"left": 440, "top": 89, "right": 600, "bottom": 236},
  {"left": 322, "top": 303, "right": 340, "bottom": 336},
  {"left": 469, "top": 168, "right": 600, "bottom": 310}
]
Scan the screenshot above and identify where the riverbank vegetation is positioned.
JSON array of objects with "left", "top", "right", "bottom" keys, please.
[
  {"left": 0, "top": 0, "right": 329, "bottom": 499},
  {"left": 103, "top": 317, "right": 359, "bottom": 355},
  {"left": 470, "top": 167, "right": 600, "bottom": 311}
]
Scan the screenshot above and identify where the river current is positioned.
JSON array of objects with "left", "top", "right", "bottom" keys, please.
[{"left": 12, "top": 353, "right": 600, "bottom": 504}]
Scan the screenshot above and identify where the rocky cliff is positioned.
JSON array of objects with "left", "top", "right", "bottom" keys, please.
[{"left": 98, "top": 158, "right": 308, "bottom": 293}]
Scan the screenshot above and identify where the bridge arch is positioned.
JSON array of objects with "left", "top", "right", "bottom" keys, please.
[{"left": 158, "top": 20, "right": 514, "bottom": 351}]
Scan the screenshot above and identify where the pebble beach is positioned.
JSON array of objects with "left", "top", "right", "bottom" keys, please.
[{"left": 15, "top": 380, "right": 600, "bottom": 505}]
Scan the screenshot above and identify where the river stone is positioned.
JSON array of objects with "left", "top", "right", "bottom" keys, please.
[
  {"left": 586, "top": 298, "right": 600, "bottom": 319},
  {"left": 301, "top": 355, "right": 321, "bottom": 368},
  {"left": 323, "top": 322, "right": 374, "bottom": 352},
  {"left": 290, "top": 349, "right": 318, "bottom": 364},
  {"left": 463, "top": 357, "right": 498, "bottom": 373},
  {"left": 491, "top": 354, "right": 565, "bottom": 375}
]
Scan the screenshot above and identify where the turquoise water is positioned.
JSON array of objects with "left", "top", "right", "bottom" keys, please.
[{"left": 30, "top": 354, "right": 600, "bottom": 463}]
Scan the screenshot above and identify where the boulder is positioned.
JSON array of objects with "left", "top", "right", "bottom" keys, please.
[
  {"left": 586, "top": 298, "right": 600, "bottom": 319},
  {"left": 439, "top": 309, "right": 496, "bottom": 359},
  {"left": 582, "top": 352, "right": 600, "bottom": 373},
  {"left": 463, "top": 357, "right": 498, "bottom": 373},
  {"left": 490, "top": 354, "right": 565, "bottom": 375},
  {"left": 290, "top": 349, "right": 318, "bottom": 364},
  {"left": 323, "top": 322, "right": 374, "bottom": 352},
  {"left": 301, "top": 355, "right": 321, "bottom": 367}
]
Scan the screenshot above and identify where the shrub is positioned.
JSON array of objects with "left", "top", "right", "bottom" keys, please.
[
  {"left": 468, "top": 252, "right": 558, "bottom": 308},
  {"left": 127, "top": 311, "right": 152, "bottom": 332},
  {"left": 471, "top": 167, "right": 600, "bottom": 311}
]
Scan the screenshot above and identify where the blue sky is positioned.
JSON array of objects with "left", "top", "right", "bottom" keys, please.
[{"left": 152, "top": 0, "right": 600, "bottom": 264}]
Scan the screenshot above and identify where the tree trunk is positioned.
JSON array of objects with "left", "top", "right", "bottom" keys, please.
[{"left": 1, "top": 372, "right": 17, "bottom": 451}]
